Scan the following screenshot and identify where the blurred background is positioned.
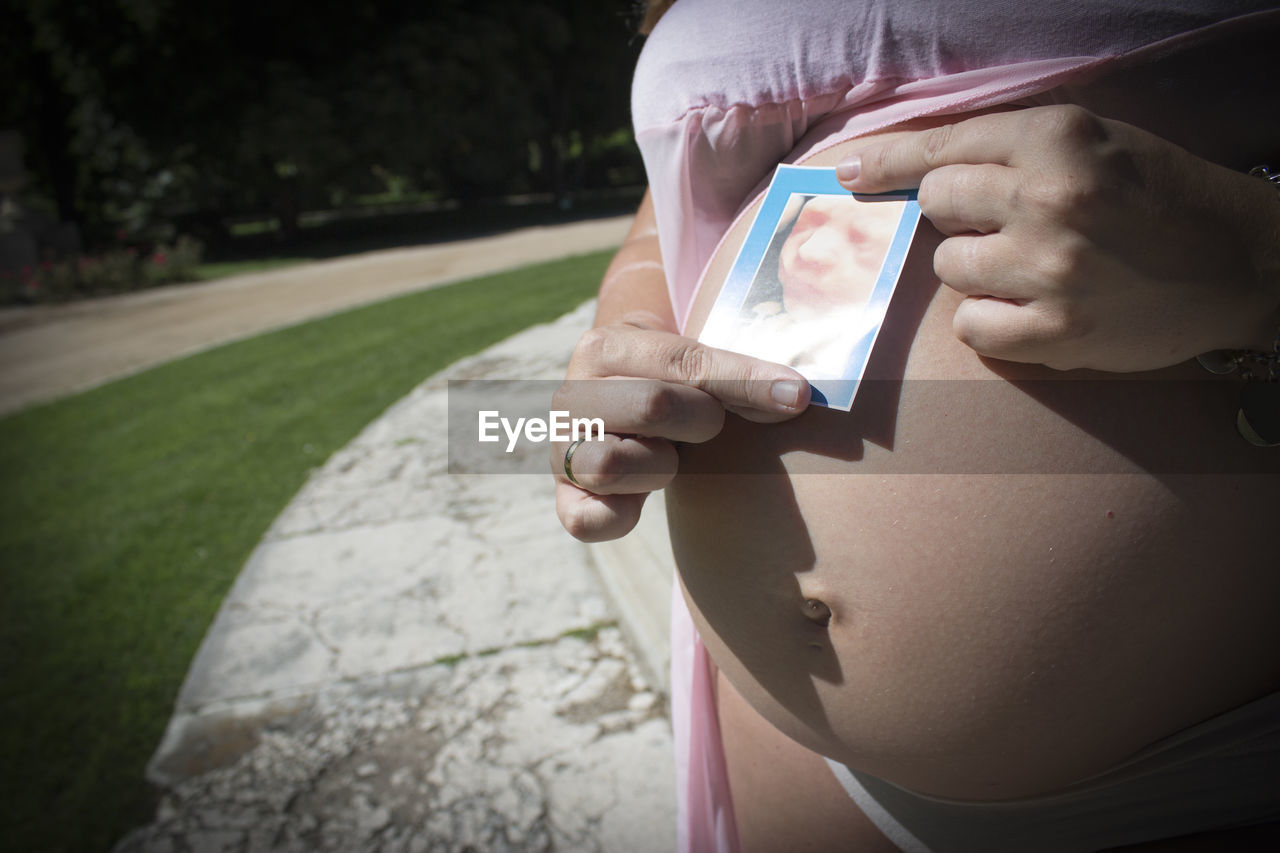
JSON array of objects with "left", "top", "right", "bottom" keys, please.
[
  {"left": 1, "top": 0, "right": 644, "bottom": 301},
  {"left": 1, "top": 2, "right": 674, "bottom": 851}
]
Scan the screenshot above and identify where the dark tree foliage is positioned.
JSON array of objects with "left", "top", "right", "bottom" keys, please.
[{"left": 3, "top": 0, "right": 644, "bottom": 244}]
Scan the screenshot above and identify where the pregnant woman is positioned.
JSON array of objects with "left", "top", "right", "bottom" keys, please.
[{"left": 553, "top": 1, "right": 1280, "bottom": 850}]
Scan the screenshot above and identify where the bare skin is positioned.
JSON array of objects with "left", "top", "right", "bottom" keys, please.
[
  {"left": 553, "top": 107, "right": 1280, "bottom": 848},
  {"left": 673, "top": 130, "right": 1280, "bottom": 844},
  {"left": 715, "top": 667, "right": 902, "bottom": 852},
  {"left": 716, "top": 668, "right": 1280, "bottom": 853}
]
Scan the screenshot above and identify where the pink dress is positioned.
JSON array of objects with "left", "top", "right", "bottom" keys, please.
[{"left": 629, "top": 2, "right": 1280, "bottom": 850}]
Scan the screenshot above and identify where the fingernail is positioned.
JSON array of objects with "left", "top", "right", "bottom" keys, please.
[
  {"left": 835, "top": 156, "right": 860, "bottom": 184},
  {"left": 771, "top": 379, "right": 805, "bottom": 409}
]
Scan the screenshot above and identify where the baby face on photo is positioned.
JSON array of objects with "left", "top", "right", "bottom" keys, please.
[{"left": 777, "top": 196, "right": 903, "bottom": 320}]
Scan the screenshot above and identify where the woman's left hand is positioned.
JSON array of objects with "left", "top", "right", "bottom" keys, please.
[{"left": 838, "top": 105, "right": 1280, "bottom": 372}]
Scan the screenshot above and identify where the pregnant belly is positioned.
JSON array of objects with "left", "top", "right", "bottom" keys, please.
[{"left": 669, "top": 139, "right": 1280, "bottom": 800}]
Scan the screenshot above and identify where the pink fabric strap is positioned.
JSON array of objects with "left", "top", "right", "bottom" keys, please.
[{"left": 671, "top": 580, "right": 740, "bottom": 852}]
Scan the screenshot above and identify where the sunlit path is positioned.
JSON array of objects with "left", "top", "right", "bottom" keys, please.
[{"left": 0, "top": 216, "right": 631, "bottom": 415}]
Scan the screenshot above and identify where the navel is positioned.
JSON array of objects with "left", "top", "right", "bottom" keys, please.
[{"left": 802, "top": 598, "right": 832, "bottom": 628}]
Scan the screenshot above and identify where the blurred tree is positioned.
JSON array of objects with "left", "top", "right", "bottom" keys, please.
[
  {"left": 3, "top": 0, "right": 164, "bottom": 241},
  {"left": 520, "top": 0, "right": 643, "bottom": 203},
  {"left": 3, "top": 0, "right": 643, "bottom": 245}
]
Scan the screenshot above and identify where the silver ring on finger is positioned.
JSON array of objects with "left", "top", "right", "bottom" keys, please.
[{"left": 562, "top": 437, "right": 588, "bottom": 487}]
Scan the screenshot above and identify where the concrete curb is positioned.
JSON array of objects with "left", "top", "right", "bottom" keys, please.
[{"left": 586, "top": 495, "right": 675, "bottom": 694}]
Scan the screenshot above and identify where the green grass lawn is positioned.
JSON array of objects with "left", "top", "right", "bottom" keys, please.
[{"left": 0, "top": 250, "right": 609, "bottom": 853}]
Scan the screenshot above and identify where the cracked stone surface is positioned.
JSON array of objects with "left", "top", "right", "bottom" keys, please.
[{"left": 120, "top": 302, "right": 676, "bottom": 852}]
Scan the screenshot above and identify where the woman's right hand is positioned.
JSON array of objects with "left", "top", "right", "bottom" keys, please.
[{"left": 551, "top": 310, "right": 811, "bottom": 542}]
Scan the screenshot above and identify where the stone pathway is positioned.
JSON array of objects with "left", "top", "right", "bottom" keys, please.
[{"left": 115, "top": 302, "right": 677, "bottom": 852}]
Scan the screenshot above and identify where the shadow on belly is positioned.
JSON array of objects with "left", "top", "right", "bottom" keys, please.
[
  {"left": 666, "top": 228, "right": 1280, "bottom": 775},
  {"left": 667, "top": 462, "right": 843, "bottom": 741},
  {"left": 664, "top": 235, "right": 943, "bottom": 743}
]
